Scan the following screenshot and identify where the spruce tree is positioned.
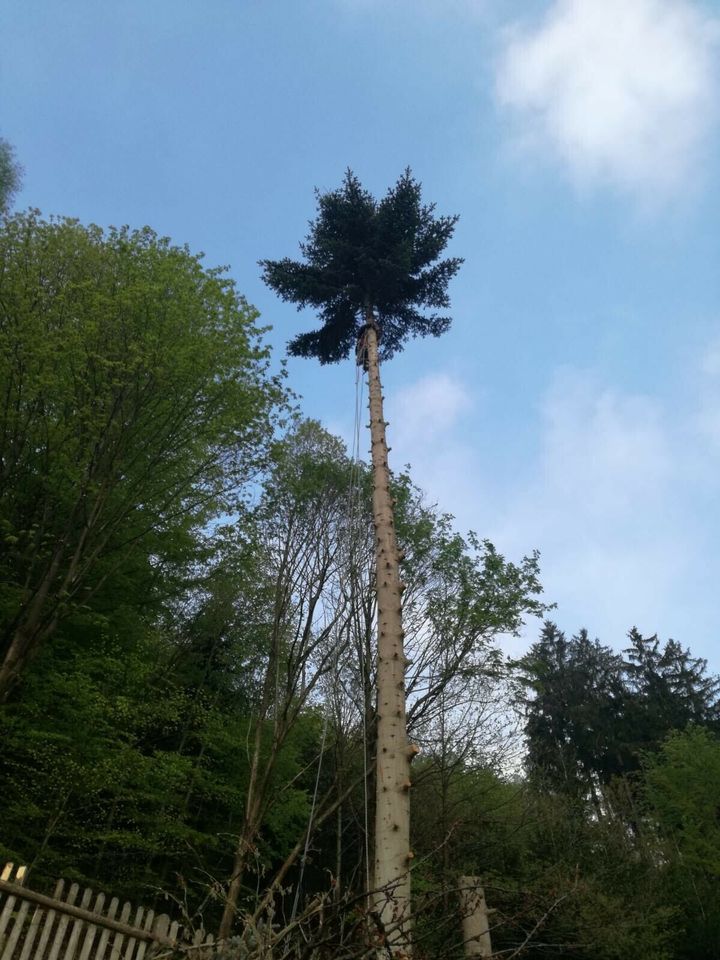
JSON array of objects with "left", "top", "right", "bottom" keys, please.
[
  {"left": 623, "top": 628, "right": 720, "bottom": 753},
  {"left": 253, "top": 169, "right": 462, "bottom": 954}
]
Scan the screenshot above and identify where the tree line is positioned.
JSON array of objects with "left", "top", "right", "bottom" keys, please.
[{"left": 1, "top": 203, "right": 719, "bottom": 958}]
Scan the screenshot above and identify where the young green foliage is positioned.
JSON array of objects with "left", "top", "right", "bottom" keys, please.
[
  {"left": 0, "top": 137, "right": 22, "bottom": 213},
  {"left": 260, "top": 169, "right": 463, "bottom": 362},
  {"left": 0, "top": 211, "right": 285, "bottom": 697}
]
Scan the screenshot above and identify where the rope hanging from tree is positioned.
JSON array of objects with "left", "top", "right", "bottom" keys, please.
[{"left": 290, "top": 361, "right": 371, "bottom": 917}]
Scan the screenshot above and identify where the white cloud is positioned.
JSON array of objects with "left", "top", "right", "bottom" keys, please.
[
  {"left": 700, "top": 337, "right": 720, "bottom": 377},
  {"left": 328, "top": 349, "right": 720, "bottom": 662},
  {"left": 496, "top": 0, "right": 720, "bottom": 197},
  {"left": 375, "top": 356, "right": 720, "bottom": 662},
  {"left": 389, "top": 372, "right": 473, "bottom": 446},
  {"left": 537, "top": 370, "right": 672, "bottom": 517},
  {"left": 695, "top": 337, "right": 720, "bottom": 446},
  {"left": 384, "top": 371, "right": 485, "bottom": 519},
  {"left": 490, "top": 370, "right": 691, "bottom": 643},
  {"left": 327, "top": 371, "right": 478, "bottom": 508}
]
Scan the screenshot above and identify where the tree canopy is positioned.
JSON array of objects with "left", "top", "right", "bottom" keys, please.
[
  {"left": 0, "top": 137, "right": 22, "bottom": 213},
  {"left": 0, "top": 211, "right": 285, "bottom": 698},
  {"left": 3, "top": 192, "right": 720, "bottom": 959},
  {"left": 260, "top": 169, "right": 463, "bottom": 362}
]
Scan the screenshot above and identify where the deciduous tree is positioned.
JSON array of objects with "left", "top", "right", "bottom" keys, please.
[
  {"left": 0, "top": 212, "right": 284, "bottom": 699},
  {"left": 0, "top": 138, "right": 22, "bottom": 213}
]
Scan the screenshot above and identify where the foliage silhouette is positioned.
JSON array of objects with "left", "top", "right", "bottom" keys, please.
[{"left": 260, "top": 168, "right": 463, "bottom": 362}]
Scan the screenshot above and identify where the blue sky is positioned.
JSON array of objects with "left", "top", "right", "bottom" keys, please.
[{"left": 3, "top": 0, "right": 720, "bottom": 663}]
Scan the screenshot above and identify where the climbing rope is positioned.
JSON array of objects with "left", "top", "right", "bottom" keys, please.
[{"left": 290, "top": 359, "right": 370, "bottom": 917}]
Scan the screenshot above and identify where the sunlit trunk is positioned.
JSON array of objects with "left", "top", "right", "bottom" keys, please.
[{"left": 361, "top": 313, "right": 412, "bottom": 956}]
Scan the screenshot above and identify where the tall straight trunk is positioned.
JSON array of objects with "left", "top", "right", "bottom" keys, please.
[
  {"left": 335, "top": 795, "right": 343, "bottom": 902},
  {"left": 362, "top": 314, "right": 412, "bottom": 955}
]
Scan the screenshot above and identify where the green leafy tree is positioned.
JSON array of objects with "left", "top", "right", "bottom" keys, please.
[
  {"left": 0, "top": 138, "right": 22, "bottom": 213},
  {"left": 0, "top": 211, "right": 284, "bottom": 699},
  {"left": 410, "top": 759, "right": 674, "bottom": 960},
  {"left": 645, "top": 727, "right": 720, "bottom": 874},
  {"left": 0, "top": 446, "right": 341, "bottom": 920},
  {"left": 643, "top": 727, "right": 720, "bottom": 960},
  {"left": 218, "top": 421, "right": 363, "bottom": 938},
  {"left": 0, "top": 573, "right": 320, "bottom": 915},
  {"left": 320, "top": 469, "right": 548, "bottom": 910}
]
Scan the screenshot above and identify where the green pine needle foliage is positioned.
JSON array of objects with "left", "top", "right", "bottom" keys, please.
[{"left": 260, "top": 169, "right": 463, "bottom": 363}]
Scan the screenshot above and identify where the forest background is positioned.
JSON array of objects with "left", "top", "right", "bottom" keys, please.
[
  {"left": 0, "top": 185, "right": 719, "bottom": 959},
  {"left": 3, "top": 0, "right": 720, "bottom": 956}
]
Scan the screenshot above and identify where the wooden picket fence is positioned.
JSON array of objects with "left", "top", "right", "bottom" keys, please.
[{"left": 0, "top": 863, "right": 215, "bottom": 959}]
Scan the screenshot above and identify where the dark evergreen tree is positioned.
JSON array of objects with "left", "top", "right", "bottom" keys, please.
[
  {"left": 259, "top": 169, "right": 462, "bottom": 952},
  {"left": 260, "top": 168, "right": 462, "bottom": 362},
  {"left": 518, "top": 622, "right": 626, "bottom": 794},
  {"left": 623, "top": 628, "right": 720, "bottom": 754},
  {"left": 520, "top": 623, "right": 720, "bottom": 803}
]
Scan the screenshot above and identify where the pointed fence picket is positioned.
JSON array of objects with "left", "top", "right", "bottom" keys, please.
[{"left": 0, "top": 863, "right": 214, "bottom": 959}]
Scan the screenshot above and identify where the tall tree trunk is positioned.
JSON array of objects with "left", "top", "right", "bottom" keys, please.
[
  {"left": 362, "top": 314, "right": 412, "bottom": 956},
  {"left": 217, "top": 722, "right": 267, "bottom": 940},
  {"left": 0, "top": 541, "right": 66, "bottom": 701},
  {"left": 335, "top": 793, "right": 343, "bottom": 902}
]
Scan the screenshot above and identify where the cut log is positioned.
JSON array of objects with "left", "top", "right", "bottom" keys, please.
[{"left": 458, "top": 877, "right": 492, "bottom": 958}]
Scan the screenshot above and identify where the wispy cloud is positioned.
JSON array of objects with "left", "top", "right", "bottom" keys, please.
[
  {"left": 496, "top": 0, "right": 720, "bottom": 199},
  {"left": 385, "top": 372, "right": 483, "bottom": 515},
  {"left": 700, "top": 337, "right": 720, "bottom": 378},
  {"left": 389, "top": 372, "right": 473, "bottom": 447},
  {"left": 490, "top": 369, "right": 691, "bottom": 644},
  {"left": 373, "top": 348, "right": 720, "bottom": 662},
  {"left": 696, "top": 337, "right": 720, "bottom": 448}
]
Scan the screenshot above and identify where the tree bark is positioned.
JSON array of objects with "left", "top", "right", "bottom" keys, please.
[
  {"left": 362, "top": 314, "right": 412, "bottom": 957},
  {"left": 458, "top": 877, "right": 492, "bottom": 958},
  {"left": 217, "top": 717, "right": 268, "bottom": 940}
]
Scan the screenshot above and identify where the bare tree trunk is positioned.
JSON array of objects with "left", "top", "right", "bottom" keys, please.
[
  {"left": 361, "top": 315, "right": 412, "bottom": 956},
  {"left": 217, "top": 472, "right": 352, "bottom": 942},
  {"left": 335, "top": 794, "right": 343, "bottom": 902},
  {"left": 0, "top": 541, "right": 66, "bottom": 700},
  {"left": 0, "top": 629, "right": 31, "bottom": 700},
  {"left": 217, "top": 722, "right": 267, "bottom": 940},
  {"left": 458, "top": 877, "right": 492, "bottom": 958}
]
